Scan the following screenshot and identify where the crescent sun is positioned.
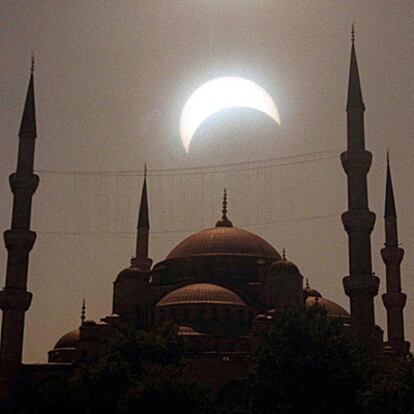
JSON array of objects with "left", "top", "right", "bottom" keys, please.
[{"left": 180, "top": 76, "right": 281, "bottom": 153}]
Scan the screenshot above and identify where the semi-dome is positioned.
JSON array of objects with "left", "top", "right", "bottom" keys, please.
[
  {"left": 167, "top": 226, "right": 280, "bottom": 260},
  {"left": 54, "top": 329, "right": 80, "bottom": 349},
  {"left": 156, "top": 283, "right": 247, "bottom": 307}
]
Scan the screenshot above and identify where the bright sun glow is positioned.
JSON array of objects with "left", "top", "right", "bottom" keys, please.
[{"left": 180, "top": 77, "right": 280, "bottom": 152}]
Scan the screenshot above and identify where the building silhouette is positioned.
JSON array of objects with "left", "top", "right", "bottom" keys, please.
[{"left": 0, "top": 35, "right": 409, "bottom": 405}]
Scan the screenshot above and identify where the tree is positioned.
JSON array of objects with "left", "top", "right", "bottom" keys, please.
[
  {"left": 250, "top": 306, "right": 375, "bottom": 414},
  {"left": 18, "top": 323, "right": 216, "bottom": 414}
]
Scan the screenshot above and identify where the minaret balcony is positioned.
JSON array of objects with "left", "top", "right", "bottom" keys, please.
[
  {"left": 341, "top": 210, "right": 375, "bottom": 233},
  {"left": 0, "top": 289, "right": 32, "bottom": 311},
  {"left": 382, "top": 292, "right": 407, "bottom": 309},
  {"left": 3, "top": 230, "right": 36, "bottom": 251},
  {"left": 340, "top": 151, "right": 372, "bottom": 175},
  {"left": 343, "top": 274, "right": 379, "bottom": 297},
  {"left": 9, "top": 173, "right": 39, "bottom": 195},
  {"left": 380, "top": 246, "right": 404, "bottom": 265}
]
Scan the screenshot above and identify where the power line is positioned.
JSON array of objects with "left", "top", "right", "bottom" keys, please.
[
  {"left": 36, "top": 212, "right": 341, "bottom": 238},
  {"left": 33, "top": 149, "right": 340, "bottom": 177}
]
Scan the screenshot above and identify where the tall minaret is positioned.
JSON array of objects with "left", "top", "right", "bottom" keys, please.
[
  {"left": 0, "top": 59, "right": 39, "bottom": 399},
  {"left": 113, "top": 167, "right": 152, "bottom": 323},
  {"left": 381, "top": 155, "right": 409, "bottom": 355},
  {"left": 341, "top": 28, "right": 380, "bottom": 346},
  {"left": 133, "top": 166, "right": 152, "bottom": 271}
]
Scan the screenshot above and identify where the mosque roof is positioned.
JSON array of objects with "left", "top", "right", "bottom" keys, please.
[
  {"left": 167, "top": 226, "right": 280, "bottom": 260},
  {"left": 54, "top": 329, "right": 80, "bottom": 350},
  {"left": 270, "top": 250, "right": 301, "bottom": 274},
  {"left": 167, "top": 190, "right": 280, "bottom": 260},
  {"left": 156, "top": 283, "right": 247, "bottom": 307},
  {"left": 306, "top": 296, "right": 350, "bottom": 319},
  {"left": 303, "top": 279, "right": 323, "bottom": 298}
]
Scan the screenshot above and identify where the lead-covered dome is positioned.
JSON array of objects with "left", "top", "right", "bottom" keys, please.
[
  {"left": 167, "top": 226, "right": 280, "bottom": 260},
  {"left": 167, "top": 190, "right": 280, "bottom": 260},
  {"left": 54, "top": 329, "right": 80, "bottom": 349},
  {"left": 156, "top": 283, "right": 247, "bottom": 307},
  {"left": 304, "top": 281, "right": 349, "bottom": 320}
]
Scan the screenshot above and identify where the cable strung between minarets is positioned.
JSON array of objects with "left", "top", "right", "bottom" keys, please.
[
  {"left": 0, "top": 58, "right": 40, "bottom": 401},
  {"left": 340, "top": 28, "right": 380, "bottom": 348},
  {"left": 381, "top": 154, "right": 409, "bottom": 355}
]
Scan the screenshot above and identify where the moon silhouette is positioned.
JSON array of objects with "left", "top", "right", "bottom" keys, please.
[{"left": 180, "top": 77, "right": 280, "bottom": 153}]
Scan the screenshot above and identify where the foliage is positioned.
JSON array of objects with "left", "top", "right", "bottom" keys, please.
[
  {"left": 120, "top": 364, "right": 215, "bottom": 414},
  {"left": 249, "top": 306, "right": 414, "bottom": 414},
  {"left": 359, "top": 354, "right": 414, "bottom": 414},
  {"left": 17, "top": 310, "right": 414, "bottom": 414},
  {"left": 18, "top": 322, "right": 215, "bottom": 414}
]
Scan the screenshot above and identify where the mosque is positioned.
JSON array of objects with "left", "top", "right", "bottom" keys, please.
[{"left": 0, "top": 35, "right": 409, "bottom": 404}]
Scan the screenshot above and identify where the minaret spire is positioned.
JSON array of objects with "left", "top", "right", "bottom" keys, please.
[
  {"left": 0, "top": 61, "right": 40, "bottom": 400},
  {"left": 81, "top": 299, "right": 86, "bottom": 326},
  {"left": 385, "top": 152, "right": 396, "bottom": 218},
  {"left": 347, "top": 26, "right": 364, "bottom": 115},
  {"left": 341, "top": 32, "right": 380, "bottom": 348},
  {"left": 381, "top": 155, "right": 409, "bottom": 355},
  {"left": 133, "top": 165, "right": 152, "bottom": 271}
]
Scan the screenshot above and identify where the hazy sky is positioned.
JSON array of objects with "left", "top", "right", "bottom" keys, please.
[{"left": 0, "top": 1, "right": 413, "bottom": 362}]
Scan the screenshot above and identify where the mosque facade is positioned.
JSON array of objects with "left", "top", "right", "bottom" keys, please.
[{"left": 0, "top": 37, "right": 409, "bottom": 404}]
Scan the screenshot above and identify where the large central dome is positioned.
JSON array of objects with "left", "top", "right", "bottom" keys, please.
[
  {"left": 168, "top": 191, "right": 280, "bottom": 260},
  {"left": 167, "top": 226, "right": 280, "bottom": 260}
]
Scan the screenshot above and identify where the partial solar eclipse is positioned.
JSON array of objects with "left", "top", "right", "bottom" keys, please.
[{"left": 180, "top": 77, "right": 280, "bottom": 153}]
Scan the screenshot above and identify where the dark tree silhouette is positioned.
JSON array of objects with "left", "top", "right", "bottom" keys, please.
[
  {"left": 249, "top": 306, "right": 414, "bottom": 414},
  {"left": 18, "top": 323, "right": 215, "bottom": 414}
]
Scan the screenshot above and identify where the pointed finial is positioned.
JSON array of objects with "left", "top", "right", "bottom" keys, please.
[
  {"left": 222, "top": 188, "right": 228, "bottom": 219},
  {"left": 31, "top": 53, "right": 35, "bottom": 74},
  {"left": 215, "top": 189, "right": 233, "bottom": 227},
  {"left": 386, "top": 149, "right": 390, "bottom": 166},
  {"left": 81, "top": 299, "right": 86, "bottom": 326},
  {"left": 351, "top": 23, "right": 355, "bottom": 44},
  {"left": 282, "top": 248, "right": 286, "bottom": 260},
  {"left": 306, "top": 278, "right": 310, "bottom": 289},
  {"left": 144, "top": 163, "right": 147, "bottom": 179}
]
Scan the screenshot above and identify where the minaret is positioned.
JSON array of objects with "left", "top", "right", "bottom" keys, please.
[
  {"left": 133, "top": 165, "right": 152, "bottom": 271},
  {"left": 113, "top": 167, "right": 152, "bottom": 323},
  {"left": 381, "top": 155, "right": 409, "bottom": 355},
  {"left": 341, "top": 28, "right": 379, "bottom": 346},
  {"left": 0, "top": 59, "right": 39, "bottom": 399}
]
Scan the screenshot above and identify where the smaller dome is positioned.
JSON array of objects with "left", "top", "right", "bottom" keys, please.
[
  {"left": 54, "top": 329, "right": 80, "bottom": 349},
  {"left": 306, "top": 296, "right": 350, "bottom": 319},
  {"left": 116, "top": 264, "right": 150, "bottom": 282},
  {"left": 156, "top": 283, "right": 247, "bottom": 307},
  {"left": 303, "top": 279, "right": 323, "bottom": 298},
  {"left": 270, "top": 249, "right": 300, "bottom": 274},
  {"left": 271, "top": 259, "right": 300, "bottom": 274},
  {"left": 83, "top": 320, "right": 97, "bottom": 326}
]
